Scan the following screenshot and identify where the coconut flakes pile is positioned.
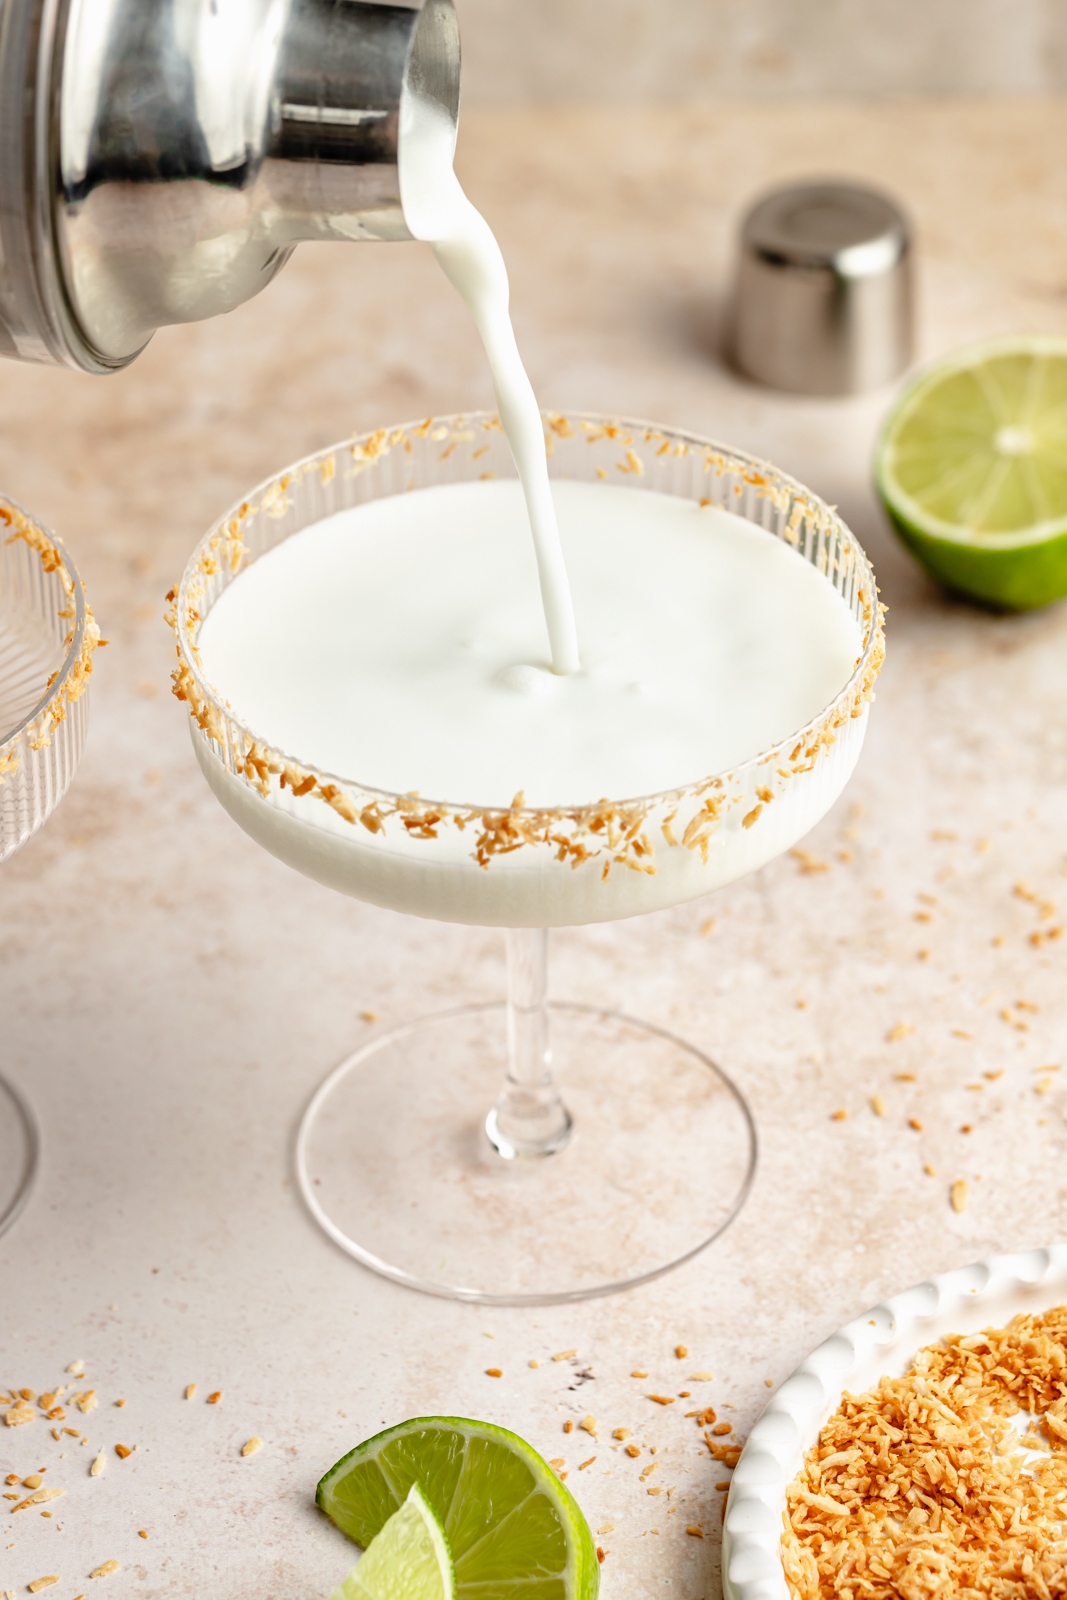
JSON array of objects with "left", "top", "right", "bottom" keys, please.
[{"left": 782, "top": 1305, "right": 1067, "bottom": 1600}]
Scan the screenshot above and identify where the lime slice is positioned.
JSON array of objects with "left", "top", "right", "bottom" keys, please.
[
  {"left": 330, "top": 1483, "right": 455, "bottom": 1600},
  {"left": 874, "top": 335, "right": 1067, "bottom": 609},
  {"left": 317, "top": 1417, "right": 599, "bottom": 1600}
]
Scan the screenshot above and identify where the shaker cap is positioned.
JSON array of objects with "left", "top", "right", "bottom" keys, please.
[{"left": 732, "top": 179, "right": 914, "bottom": 396}]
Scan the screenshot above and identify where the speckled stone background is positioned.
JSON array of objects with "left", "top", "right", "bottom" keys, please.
[
  {"left": 4, "top": 98, "right": 1067, "bottom": 1600},
  {"left": 455, "top": 0, "right": 1067, "bottom": 100}
]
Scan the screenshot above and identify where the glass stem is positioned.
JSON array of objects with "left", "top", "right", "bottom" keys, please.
[{"left": 485, "top": 928, "right": 573, "bottom": 1160}]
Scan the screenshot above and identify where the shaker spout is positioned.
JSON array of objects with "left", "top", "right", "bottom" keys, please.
[
  {"left": 266, "top": 0, "right": 461, "bottom": 246},
  {"left": 0, "top": 0, "right": 460, "bottom": 373}
]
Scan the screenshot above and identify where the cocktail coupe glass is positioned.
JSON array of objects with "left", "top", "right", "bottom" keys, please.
[
  {"left": 0, "top": 500, "right": 99, "bottom": 1240},
  {"left": 172, "top": 413, "right": 883, "bottom": 1305}
]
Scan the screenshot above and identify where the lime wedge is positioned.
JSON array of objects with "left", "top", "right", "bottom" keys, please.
[
  {"left": 331, "top": 1484, "right": 454, "bottom": 1600},
  {"left": 874, "top": 335, "right": 1067, "bottom": 609},
  {"left": 317, "top": 1417, "right": 599, "bottom": 1600}
]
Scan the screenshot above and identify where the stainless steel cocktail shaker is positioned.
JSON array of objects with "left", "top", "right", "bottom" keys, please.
[{"left": 0, "top": 0, "right": 459, "bottom": 373}]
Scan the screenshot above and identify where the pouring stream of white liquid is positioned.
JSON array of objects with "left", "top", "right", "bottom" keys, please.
[{"left": 398, "top": 94, "right": 581, "bottom": 676}]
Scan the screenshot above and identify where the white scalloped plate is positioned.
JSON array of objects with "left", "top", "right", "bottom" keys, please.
[{"left": 723, "top": 1246, "right": 1067, "bottom": 1600}]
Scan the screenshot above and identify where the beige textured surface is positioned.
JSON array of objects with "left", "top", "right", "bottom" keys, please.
[
  {"left": 455, "top": 0, "right": 1067, "bottom": 102},
  {"left": 3, "top": 100, "right": 1067, "bottom": 1598}
]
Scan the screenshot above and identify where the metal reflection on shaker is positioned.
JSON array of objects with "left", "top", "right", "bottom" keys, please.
[
  {"left": 731, "top": 180, "right": 914, "bottom": 396},
  {"left": 0, "top": 0, "right": 460, "bottom": 374}
]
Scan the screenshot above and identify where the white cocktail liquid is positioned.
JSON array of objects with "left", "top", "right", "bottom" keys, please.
[
  {"left": 198, "top": 478, "right": 861, "bottom": 812},
  {"left": 398, "top": 91, "right": 580, "bottom": 675}
]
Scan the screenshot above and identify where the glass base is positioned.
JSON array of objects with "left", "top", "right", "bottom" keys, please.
[
  {"left": 295, "top": 1002, "right": 757, "bottom": 1305},
  {"left": 0, "top": 1072, "right": 38, "bottom": 1241}
]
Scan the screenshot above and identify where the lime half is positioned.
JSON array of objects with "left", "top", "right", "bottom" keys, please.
[
  {"left": 875, "top": 335, "right": 1067, "bottom": 609},
  {"left": 331, "top": 1484, "right": 454, "bottom": 1600},
  {"left": 317, "top": 1417, "right": 599, "bottom": 1600}
]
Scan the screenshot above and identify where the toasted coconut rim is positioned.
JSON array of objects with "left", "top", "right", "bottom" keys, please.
[
  {"left": 0, "top": 498, "right": 101, "bottom": 775},
  {"left": 170, "top": 412, "right": 885, "bottom": 875}
]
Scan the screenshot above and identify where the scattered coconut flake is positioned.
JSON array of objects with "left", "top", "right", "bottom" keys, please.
[{"left": 13, "top": 1489, "right": 63, "bottom": 1513}]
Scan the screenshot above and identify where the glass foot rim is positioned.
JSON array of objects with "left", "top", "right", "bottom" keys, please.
[
  {"left": 294, "top": 1000, "right": 758, "bottom": 1307},
  {"left": 0, "top": 1071, "right": 39, "bottom": 1242}
]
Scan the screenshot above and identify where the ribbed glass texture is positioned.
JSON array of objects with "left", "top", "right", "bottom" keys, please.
[{"left": 0, "top": 509, "right": 90, "bottom": 862}]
